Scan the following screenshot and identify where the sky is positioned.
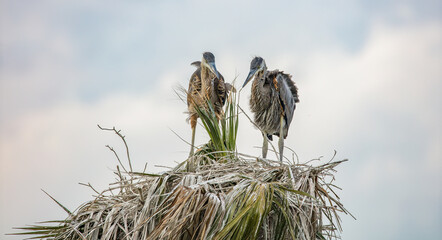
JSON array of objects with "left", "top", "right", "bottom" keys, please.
[{"left": 1, "top": 0, "right": 441, "bottom": 239}]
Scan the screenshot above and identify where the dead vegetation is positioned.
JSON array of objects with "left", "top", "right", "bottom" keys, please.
[{"left": 12, "top": 91, "right": 353, "bottom": 239}]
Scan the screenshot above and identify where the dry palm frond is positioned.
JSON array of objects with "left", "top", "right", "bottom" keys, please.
[
  {"left": 12, "top": 87, "right": 353, "bottom": 240},
  {"left": 12, "top": 153, "right": 351, "bottom": 240}
]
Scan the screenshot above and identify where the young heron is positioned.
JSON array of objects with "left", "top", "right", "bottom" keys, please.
[
  {"left": 187, "top": 52, "right": 230, "bottom": 156},
  {"left": 242, "top": 57, "right": 299, "bottom": 162}
]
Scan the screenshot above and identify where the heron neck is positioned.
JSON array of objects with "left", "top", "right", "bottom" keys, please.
[{"left": 201, "top": 65, "right": 212, "bottom": 92}]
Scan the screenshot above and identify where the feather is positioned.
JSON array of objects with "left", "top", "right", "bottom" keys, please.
[
  {"left": 191, "top": 61, "right": 201, "bottom": 68},
  {"left": 249, "top": 69, "right": 298, "bottom": 139},
  {"left": 187, "top": 56, "right": 232, "bottom": 121},
  {"left": 277, "top": 73, "right": 296, "bottom": 134}
]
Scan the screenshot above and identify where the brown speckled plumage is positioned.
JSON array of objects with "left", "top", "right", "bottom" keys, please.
[
  {"left": 187, "top": 52, "right": 232, "bottom": 156},
  {"left": 187, "top": 64, "right": 227, "bottom": 123}
]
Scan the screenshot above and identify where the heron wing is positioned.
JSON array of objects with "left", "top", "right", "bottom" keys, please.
[
  {"left": 213, "top": 73, "right": 227, "bottom": 106},
  {"left": 277, "top": 73, "right": 297, "bottom": 127},
  {"left": 187, "top": 68, "right": 202, "bottom": 107},
  {"left": 286, "top": 74, "right": 299, "bottom": 103}
]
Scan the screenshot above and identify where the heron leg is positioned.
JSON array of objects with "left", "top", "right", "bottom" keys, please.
[
  {"left": 278, "top": 115, "right": 284, "bottom": 162},
  {"left": 262, "top": 133, "right": 268, "bottom": 159},
  {"left": 189, "top": 127, "right": 196, "bottom": 157},
  {"left": 189, "top": 115, "right": 197, "bottom": 157}
]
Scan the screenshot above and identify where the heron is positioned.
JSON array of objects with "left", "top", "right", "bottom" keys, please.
[
  {"left": 187, "top": 52, "right": 231, "bottom": 156},
  {"left": 242, "top": 57, "right": 299, "bottom": 162}
]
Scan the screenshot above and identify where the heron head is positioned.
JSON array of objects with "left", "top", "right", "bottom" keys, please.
[
  {"left": 202, "top": 52, "right": 220, "bottom": 79},
  {"left": 243, "top": 57, "right": 266, "bottom": 88}
]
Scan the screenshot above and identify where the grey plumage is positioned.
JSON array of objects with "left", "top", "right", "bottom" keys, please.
[
  {"left": 243, "top": 57, "right": 299, "bottom": 161},
  {"left": 187, "top": 52, "right": 231, "bottom": 156}
]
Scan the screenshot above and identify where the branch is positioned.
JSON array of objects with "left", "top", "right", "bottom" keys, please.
[
  {"left": 105, "top": 145, "right": 128, "bottom": 173},
  {"left": 78, "top": 182, "right": 100, "bottom": 195},
  {"left": 97, "top": 124, "right": 133, "bottom": 173}
]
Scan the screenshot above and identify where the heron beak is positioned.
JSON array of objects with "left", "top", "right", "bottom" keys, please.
[
  {"left": 242, "top": 69, "right": 257, "bottom": 88},
  {"left": 208, "top": 62, "right": 220, "bottom": 79}
]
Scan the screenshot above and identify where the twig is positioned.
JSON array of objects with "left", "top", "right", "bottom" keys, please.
[
  {"left": 116, "top": 165, "right": 124, "bottom": 182},
  {"left": 105, "top": 145, "right": 128, "bottom": 173},
  {"left": 168, "top": 127, "right": 192, "bottom": 147},
  {"left": 97, "top": 125, "right": 133, "bottom": 173},
  {"left": 285, "top": 146, "right": 300, "bottom": 165},
  {"left": 78, "top": 182, "right": 100, "bottom": 195}
]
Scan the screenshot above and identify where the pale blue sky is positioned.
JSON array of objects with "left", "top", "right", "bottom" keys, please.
[{"left": 1, "top": 1, "right": 441, "bottom": 239}]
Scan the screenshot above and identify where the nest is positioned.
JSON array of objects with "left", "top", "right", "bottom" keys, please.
[
  {"left": 14, "top": 92, "right": 353, "bottom": 239},
  {"left": 14, "top": 151, "right": 351, "bottom": 240}
]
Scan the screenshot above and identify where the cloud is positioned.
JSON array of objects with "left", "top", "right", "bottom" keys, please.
[
  {"left": 0, "top": 69, "right": 192, "bottom": 238},
  {"left": 1, "top": 1, "right": 441, "bottom": 238},
  {"left": 294, "top": 22, "right": 441, "bottom": 239},
  {"left": 238, "top": 20, "right": 442, "bottom": 239}
]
